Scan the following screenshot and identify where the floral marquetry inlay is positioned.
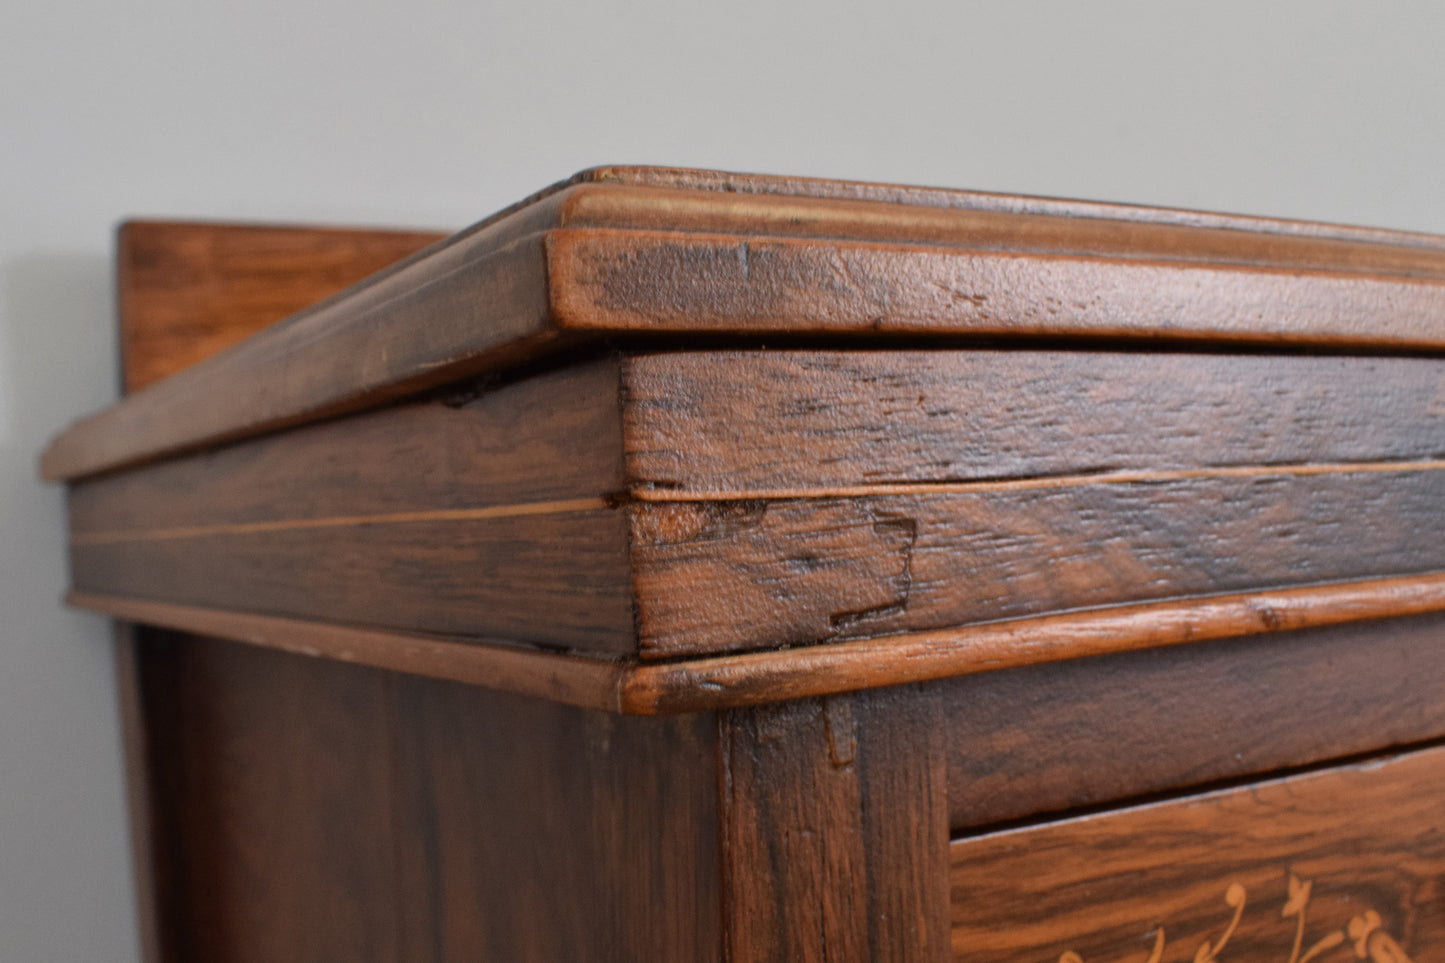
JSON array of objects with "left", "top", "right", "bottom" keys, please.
[{"left": 1058, "top": 875, "right": 1412, "bottom": 963}]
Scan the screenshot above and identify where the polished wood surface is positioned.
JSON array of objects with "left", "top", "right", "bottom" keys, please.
[
  {"left": 43, "top": 167, "right": 1445, "bottom": 482},
  {"left": 64, "top": 344, "right": 1445, "bottom": 667},
  {"left": 68, "top": 359, "right": 633, "bottom": 652},
  {"left": 950, "top": 744, "right": 1445, "bottom": 962},
  {"left": 631, "top": 470, "right": 1445, "bottom": 656},
  {"left": 721, "top": 687, "right": 950, "bottom": 962},
  {"left": 622, "top": 350, "right": 1445, "bottom": 493},
  {"left": 68, "top": 571, "right": 1445, "bottom": 715},
  {"left": 118, "top": 221, "right": 446, "bottom": 392},
  {"left": 137, "top": 631, "right": 720, "bottom": 963},
  {"left": 547, "top": 225, "right": 1445, "bottom": 345},
  {"left": 74, "top": 592, "right": 626, "bottom": 710},
  {"left": 113, "top": 625, "right": 163, "bottom": 963},
  {"left": 45, "top": 170, "right": 1445, "bottom": 962},
  {"left": 387, "top": 669, "right": 720, "bottom": 962},
  {"left": 940, "top": 611, "right": 1445, "bottom": 830}
]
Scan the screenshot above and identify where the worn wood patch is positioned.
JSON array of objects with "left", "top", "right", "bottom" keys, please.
[
  {"left": 549, "top": 228, "right": 1445, "bottom": 348},
  {"left": 631, "top": 469, "right": 1445, "bottom": 656},
  {"left": 623, "top": 350, "right": 1445, "bottom": 494}
]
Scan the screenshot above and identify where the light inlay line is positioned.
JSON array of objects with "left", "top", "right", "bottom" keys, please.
[
  {"left": 629, "top": 459, "right": 1445, "bottom": 502},
  {"left": 68, "top": 459, "right": 1445, "bottom": 544},
  {"left": 70, "top": 497, "right": 611, "bottom": 545}
]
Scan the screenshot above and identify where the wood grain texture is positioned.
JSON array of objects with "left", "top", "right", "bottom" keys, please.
[
  {"left": 723, "top": 686, "right": 950, "bottom": 963},
  {"left": 548, "top": 228, "right": 1445, "bottom": 347},
  {"left": 623, "top": 350, "right": 1445, "bottom": 494},
  {"left": 631, "top": 469, "right": 1445, "bottom": 656},
  {"left": 68, "top": 358, "right": 636, "bottom": 655},
  {"left": 69, "top": 572, "right": 1445, "bottom": 716},
  {"left": 71, "top": 592, "right": 626, "bottom": 710},
  {"left": 72, "top": 508, "right": 632, "bottom": 652},
  {"left": 113, "top": 624, "right": 164, "bottom": 963},
  {"left": 140, "top": 630, "right": 402, "bottom": 963},
  {"left": 70, "top": 357, "right": 625, "bottom": 534},
  {"left": 562, "top": 186, "right": 1445, "bottom": 275},
  {"left": 940, "top": 611, "right": 1445, "bottom": 831},
  {"left": 118, "top": 221, "right": 447, "bottom": 393},
  {"left": 586, "top": 165, "right": 1445, "bottom": 250},
  {"left": 391, "top": 676, "right": 720, "bottom": 962},
  {"left": 949, "top": 745, "right": 1445, "bottom": 962},
  {"left": 136, "top": 631, "right": 721, "bottom": 963},
  {"left": 617, "top": 572, "right": 1445, "bottom": 713},
  {"left": 44, "top": 196, "right": 566, "bottom": 481},
  {"left": 44, "top": 167, "right": 1445, "bottom": 483}
]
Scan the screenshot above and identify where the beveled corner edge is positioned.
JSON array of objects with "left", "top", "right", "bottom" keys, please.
[
  {"left": 44, "top": 167, "right": 1445, "bottom": 485},
  {"left": 69, "top": 570, "right": 1445, "bottom": 716}
]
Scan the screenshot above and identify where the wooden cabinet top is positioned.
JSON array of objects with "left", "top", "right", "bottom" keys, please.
[
  {"left": 43, "top": 164, "right": 1445, "bottom": 482},
  {"left": 43, "top": 166, "right": 1445, "bottom": 714}
]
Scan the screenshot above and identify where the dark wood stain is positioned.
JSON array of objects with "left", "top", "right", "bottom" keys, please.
[
  {"left": 722, "top": 686, "right": 951, "bottom": 962},
  {"left": 631, "top": 470, "right": 1445, "bottom": 656},
  {"left": 950, "top": 744, "right": 1445, "bottom": 962},
  {"left": 140, "top": 631, "right": 401, "bottom": 963},
  {"left": 70, "top": 357, "right": 626, "bottom": 533},
  {"left": 623, "top": 350, "right": 1445, "bottom": 493},
  {"left": 137, "top": 632, "right": 721, "bottom": 963},
  {"left": 391, "top": 675, "right": 720, "bottom": 962},
  {"left": 940, "top": 611, "right": 1445, "bottom": 831},
  {"left": 550, "top": 228, "right": 1445, "bottom": 347},
  {"left": 72, "top": 508, "right": 635, "bottom": 653},
  {"left": 49, "top": 170, "right": 1445, "bottom": 963},
  {"left": 45, "top": 168, "right": 1445, "bottom": 482},
  {"left": 67, "top": 357, "right": 635, "bottom": 655}
]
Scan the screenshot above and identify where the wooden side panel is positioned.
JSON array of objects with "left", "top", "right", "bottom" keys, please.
[
  {"left": 71, "top": 358, "right": 628, "bottom": 531},
  {"left": 119, "top": 221, "right": 446, "bottom": 393},
  {"left": 949, "top": 745, "right": 1445, "bottom": 962},
  {"left": 625, "top": 349, "right": 1445, "bottom": 658},
  {"left": 940, "top": 612, "right": 1445, "bottom": 831},
  {"left": 623, "top": 350, "right": 1445, "bottom": 493},
  {"left": 140, "top": 631, "right": 401, "bottom": 963},
  {"left": 723, "top": 685, "right": 950, "bottom": 962},
  {"left": 138, "top": 632, "right": 722, "bottom": 963},
  {"left": 72, "top": 510, "right": 631, "bottom": 650},
  {"left": 113, "top": 625, "right": 164, "bottom": 963},
  {"left": 631, "top": 470, "right": 1445, "bottom": 656},
  {"left": 69, "top": 359, "right": 638, "bottom": 655},
  {"left": 391, "top": 676, "right": 721, "bottom": 962}
]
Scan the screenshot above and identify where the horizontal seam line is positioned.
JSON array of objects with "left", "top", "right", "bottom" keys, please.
[
  {"left": 629, "top": 459, "right": 1445, "bottom": 501},
  {"left": 69, "top": 497, "right": 610, "bottom": 544},
  {"left": 68, "top": 459, "right": 1445, "bottom": 543}
]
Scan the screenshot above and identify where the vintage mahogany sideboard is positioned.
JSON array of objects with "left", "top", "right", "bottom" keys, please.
[{"left": 43, "top": 167, "right": 1445, "bottom": 962}]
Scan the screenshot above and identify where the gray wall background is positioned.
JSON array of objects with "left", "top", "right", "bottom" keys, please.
[{"left": 3, "top": 2, "right": 1444, "bottom": 959}]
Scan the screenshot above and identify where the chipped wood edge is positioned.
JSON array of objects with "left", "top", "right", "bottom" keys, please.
[{"left": 70, "top": 571, "right": 1445, "bottom": 715}]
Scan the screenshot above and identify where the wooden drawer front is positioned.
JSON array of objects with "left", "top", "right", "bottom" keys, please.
[{"left": 950, "top": 745, "right": 1445, "bottom": 962}]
